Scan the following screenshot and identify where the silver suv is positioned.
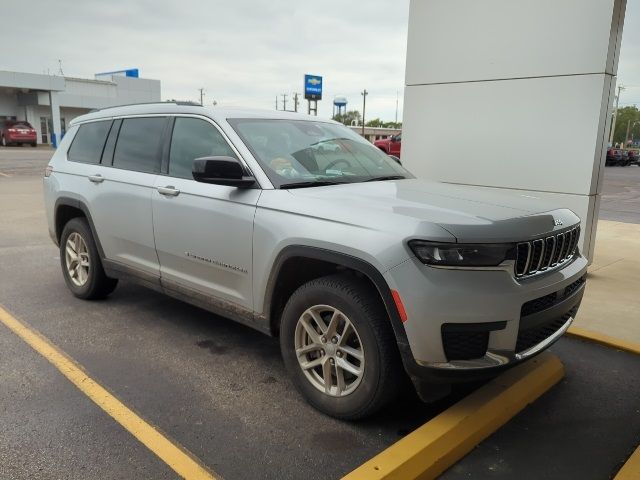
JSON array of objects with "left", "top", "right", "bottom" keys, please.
[{"left": 43, "top": 103, "right": 587, "bottom": 419}]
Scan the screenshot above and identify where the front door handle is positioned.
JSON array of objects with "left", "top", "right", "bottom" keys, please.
[
  {"left": 157, "top": 186, "right": 180, "bottom": 197},
  {"left": 88, "top": 174, "right": 104, "bottom": 183}
]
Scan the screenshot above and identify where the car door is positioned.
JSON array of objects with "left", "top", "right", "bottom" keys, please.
[
  {"left": 86, "top": 116, "right": 168, "bottom": 279},
  {"left": 390, "top": 134, "right": 401, "bottom": 156},
  {"left": 151, "top": 115, "right": 260, "bottom": 311}
]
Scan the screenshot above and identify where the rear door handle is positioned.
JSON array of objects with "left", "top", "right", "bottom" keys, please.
[
  {"left": 157, "top": 186, "right": 180, "bottom": 197},
  {"left": 88, "top": 174, "right": 104, "bottom": 183}
]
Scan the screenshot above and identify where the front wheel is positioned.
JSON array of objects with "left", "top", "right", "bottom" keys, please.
[
  {"left": 60, "top": 217, "right": 118, "bottom": 299},
  {"left": 280, "top": 274, "right": 402, "bottom": 419}
]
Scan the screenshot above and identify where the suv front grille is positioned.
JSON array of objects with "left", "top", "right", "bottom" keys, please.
[
  {"left": 515, "top": 226, "right": 580, "bottom": 278},
  {"left": 520, "top": 276, "right": 586, "bottom": 317},
  {"left": 515, "top": 305, "right": 578, "bottom": 353}
]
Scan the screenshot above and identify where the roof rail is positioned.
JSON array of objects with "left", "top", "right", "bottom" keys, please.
[{"left": 90, "top": 101, "right": 202, "bottom": 113}]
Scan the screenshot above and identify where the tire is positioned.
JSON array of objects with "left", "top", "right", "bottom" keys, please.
[
  {"left": 30, "top": 142, "right": 37, "bottom": 148},
  {"left": 59, "top": 217, "right": 118, "bottom": 299},
  {"left": 280, "top": 273, "right": 402, "bottom": 420},
  {"left": 1, "top": 136, "right": 6, "bottom": 147}
]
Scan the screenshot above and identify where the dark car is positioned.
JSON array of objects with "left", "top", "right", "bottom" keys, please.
[
  {"left": 1, "top": 120, "right": 37, "bottom": 147},
  {"left": 606, "top": 148, "right": 624, "bottom": 166},
  {"left": 625, "top": 150, "right": 639, "bottom": 165}
]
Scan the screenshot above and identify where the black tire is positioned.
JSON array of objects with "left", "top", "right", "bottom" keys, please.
[
  {"left": 280, "top": 273, "right": 403, "bottom": 420},
  {"left": 59, "top": 217, "right": 118, "bottom": 299},
  {"left": 30, "top": 142, "right": 37, "bottom": 147}
]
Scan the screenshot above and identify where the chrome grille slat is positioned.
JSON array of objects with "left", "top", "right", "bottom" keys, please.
[{"left": 514, "top": 226, "right": 580, "bottom": 279}]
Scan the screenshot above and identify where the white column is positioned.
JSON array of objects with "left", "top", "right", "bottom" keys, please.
[
  {"left": 48, "top": 91, "right": 62, "bottom": 148},
  {"left": 402, "top": 0, "right": 627, "bottom": 261}
]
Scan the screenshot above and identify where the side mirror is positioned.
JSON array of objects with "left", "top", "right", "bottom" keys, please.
[{"left": 192, "top": 156, "right": 256, "bottom": 188}]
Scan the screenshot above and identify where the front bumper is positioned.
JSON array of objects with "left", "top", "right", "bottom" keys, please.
[{"left": 384, "top": 252, "right": 588, "bottom": 383}]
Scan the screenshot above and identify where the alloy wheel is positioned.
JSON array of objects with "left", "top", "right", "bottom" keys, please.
[
  {"left": 294, "top": 305, "right": 365, "bottom": 397},
  {"left": 65, "top": 232, "right": 90, "bottom": 287}
]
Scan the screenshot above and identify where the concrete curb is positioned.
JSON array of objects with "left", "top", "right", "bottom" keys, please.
[
  {"left": 342, "top": 352, "right": 564, "bottom": 480},
  {"left": 567, "top": 326, "right": 640, "bottom": 355}
]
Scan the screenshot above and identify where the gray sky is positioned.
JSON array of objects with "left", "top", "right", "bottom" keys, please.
[{"left": 2, "top": 0, "right": 638, "bottom": 120}]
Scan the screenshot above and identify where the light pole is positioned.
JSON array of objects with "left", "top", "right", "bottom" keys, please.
[
  {"left": 609, "top": 84, "right": 625, "bottom": 145},
  {"left": 361, "top": 89, "right": 368, "bottom": 137}
]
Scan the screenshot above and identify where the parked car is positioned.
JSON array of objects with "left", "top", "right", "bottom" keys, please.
[
  {"left": 625, "top": 149, "right": 639, "bottom": 165},
  {"left": 43, "top": 104, "right": 587, "bottom": 419},
  {"left": 1, "top": 120, "right": 37, "bottom": 147},
  {"left": 374, "top": 133, "right": 401, "bottom": 157},
  {"left": 606, "top": 148, "right": 623, "bottom": 166}
]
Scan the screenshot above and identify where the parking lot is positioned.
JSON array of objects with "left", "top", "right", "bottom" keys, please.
[{"left": 1, "top": 147, "right": 639, "bottom": 479}]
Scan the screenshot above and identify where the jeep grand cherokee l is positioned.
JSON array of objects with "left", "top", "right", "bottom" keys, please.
[{"left": 43, "top": 103, "right": 587, "bottom": 419}]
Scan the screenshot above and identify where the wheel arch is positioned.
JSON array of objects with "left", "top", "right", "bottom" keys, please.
[
  {"left": 263, "top": 245, "right": 409, "bottom": 347},
  {"left": 54, "top": 197, "right": 105, "bottom": 259}
]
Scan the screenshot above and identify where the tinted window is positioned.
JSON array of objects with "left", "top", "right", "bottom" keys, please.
[
  {"left": 112, "top": 117, "right": 166, "bottom": 173},
  {"left": 168, "top": 117, "right": 237, "bottom": 179},
  {"left": 67, "top": 121, "right": 112, "bottom": 164}
]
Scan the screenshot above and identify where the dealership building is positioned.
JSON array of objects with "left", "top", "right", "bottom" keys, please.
[{"left": 0, "top": 69, "right": 160, "bottom": 146}]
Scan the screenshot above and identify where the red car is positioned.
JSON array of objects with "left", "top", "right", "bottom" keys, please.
[
  {"left": 1, "top": 120, "right": 37, "bottom": 147},
  {"left": 374, "top": 133, "right": 401, "bottom": 157}
]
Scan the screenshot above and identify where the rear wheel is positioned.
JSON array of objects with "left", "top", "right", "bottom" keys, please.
[
  {"left": 30, "top": 142, "right": 37, "bottom": 147},
  {"left": 60, "top": 217, "right": 118, "bottom": 299},
  {"left": 280, "top": 274, "right": 402, "bottom": 419}
]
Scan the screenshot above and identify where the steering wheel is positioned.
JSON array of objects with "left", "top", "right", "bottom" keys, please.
[{"left": 324, "top": 158, "right": 352, "bottom": 172}]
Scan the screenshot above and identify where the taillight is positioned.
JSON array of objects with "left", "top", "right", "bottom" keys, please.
[
  {"left": 44, "top": 165, "right": 53, "bottom": 177},
  {"left": 8, "top": 128, "right": 16, "bottom": 133}
]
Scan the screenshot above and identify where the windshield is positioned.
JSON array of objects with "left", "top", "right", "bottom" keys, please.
[{"left": 228, "top": 118, "right": 411, "bottom": 188}]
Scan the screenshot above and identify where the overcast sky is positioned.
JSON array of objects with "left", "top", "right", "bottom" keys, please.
[{"left": 1, "top": 0, "right": 639, "bottom": 120}]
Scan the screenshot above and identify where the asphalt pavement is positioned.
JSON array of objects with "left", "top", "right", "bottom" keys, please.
[{"left": 0, "top": 146, "right": 638, "bottom": 479}]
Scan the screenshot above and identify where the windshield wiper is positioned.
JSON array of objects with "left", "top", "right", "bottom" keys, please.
[
  {"left": 364, "top": 175, "right": 406, "bottom": 182},
  {"left": 280, "top": 180, "right": 350, "bottom": 189},
  {"left": 309, "top": 137, "right": 352, "bottom": 147}
]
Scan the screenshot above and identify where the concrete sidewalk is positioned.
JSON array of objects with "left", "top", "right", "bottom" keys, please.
[{"left": 573, "top": 220, "right": 640, "bottom": 344}]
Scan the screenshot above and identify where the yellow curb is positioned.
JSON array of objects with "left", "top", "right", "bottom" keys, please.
[
  {"left": 342, "top": 352, "right": 564, "bottom": 480},
  {"left": 566, "top": 327, "right": 640, "bottom": 355},
  {"left": 615, "top": 445, "right": 640, "bottom": 480}
]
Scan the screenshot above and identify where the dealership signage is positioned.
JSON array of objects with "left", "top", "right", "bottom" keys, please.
[{"left": 304, "top": 74, "right": 323, "bottom": 101}]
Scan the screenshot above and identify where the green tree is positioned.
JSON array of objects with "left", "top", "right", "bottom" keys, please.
[
  {"left": 365, "top": 118, "right": 384, "bottom": 127},
  {"left": 612, "top": 106, "right": 640, "bottom": 145},
  {"left": 333, "top": 110, "right": 362, "bottom": 126}
]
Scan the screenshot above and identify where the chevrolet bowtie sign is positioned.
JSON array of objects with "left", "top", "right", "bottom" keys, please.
[{"left": 304, "top": 74, "right": 323, "bottom": 101}]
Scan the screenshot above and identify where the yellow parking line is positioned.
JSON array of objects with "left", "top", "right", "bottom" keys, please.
[
  {"left": 567, "top": 327, "right": 640, "bottom": 355},
  {"left": 343, "top": 352, "right": 564, "bottom": 480},
  {"left": 615, "top": 445, "right": 640, "bottom": 479},
  {"left": 0, "top": 305, "right": 219, "bottom": 480}
]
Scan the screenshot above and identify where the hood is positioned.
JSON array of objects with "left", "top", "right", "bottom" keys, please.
[{"left": 288, "top": 179, "right": 580, "bottom": 243}]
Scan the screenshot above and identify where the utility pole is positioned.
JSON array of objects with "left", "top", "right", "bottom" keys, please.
[
  {"left": 625, "top": 119, "right": 632, "bottom": 147},
  {"left": 198, "top": 88, "right": 205, "bottom": 106},
  {"left": 609, "top": 84, "right": 625, "bottom": 145},
  {"left": 293, "top": 93, "right": 300, "bottom": 113},
  {"left": 395, "top": 90, "right": 399, "bottom": 124},
  {"left": 281, "top": 93, "right": 288, "bottom": 112},
  {"left": 275, "top": 96, "right": 278, "bottom": 110},
  {"left": 361, "top": 89, "right": 368, "bottom": 137}
]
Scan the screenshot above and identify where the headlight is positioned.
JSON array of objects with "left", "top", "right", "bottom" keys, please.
[{"left": 408, "top": 241, "right": 516, "bottom": 267}]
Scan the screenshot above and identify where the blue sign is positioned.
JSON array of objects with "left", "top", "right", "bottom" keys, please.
[{"left": 304, "top": 74, "right": 323, "bottom": 101}]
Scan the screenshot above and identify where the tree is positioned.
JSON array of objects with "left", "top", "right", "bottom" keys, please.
[
  {"left": 612, "top": 106, "right": 640, "bottom": 145},
  {"left": 365, "top": 118, "right": 384, "bottom": 127},
  {"left": 333, "top": 110, "right": 362, "bottom": 126}
]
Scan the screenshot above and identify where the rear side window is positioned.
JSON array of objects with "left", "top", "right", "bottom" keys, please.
[
  {"left": 168, "top": 117, "right": 237, "bottom": 179},
  {"left": 67, "top": 121, "right": 112, "bottom": 164},
  {"left": 112, "top": 117, "right": 166, "bottom": 173}
]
